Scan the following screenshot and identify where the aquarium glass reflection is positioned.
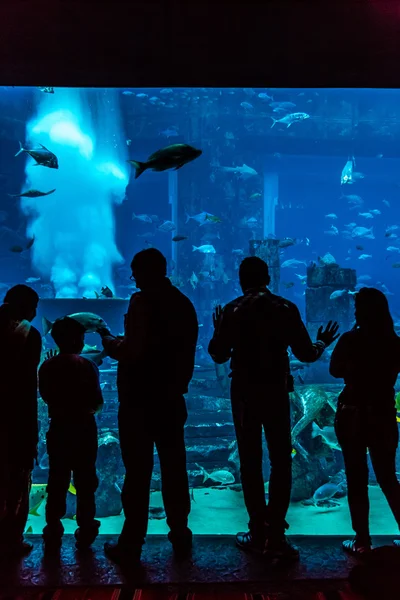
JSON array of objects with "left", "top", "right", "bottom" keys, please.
[{"left": 1, "top": 86, "right": 400, "bottom": 535}]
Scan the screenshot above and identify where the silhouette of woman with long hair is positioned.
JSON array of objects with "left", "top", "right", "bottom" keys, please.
[{"left": 330, "top": 287, "right": 400, "bottom": 554}]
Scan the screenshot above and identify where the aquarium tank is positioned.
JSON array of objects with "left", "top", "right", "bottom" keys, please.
[{"left": 1, "top": 86, "right": 399, "bottom": 536}]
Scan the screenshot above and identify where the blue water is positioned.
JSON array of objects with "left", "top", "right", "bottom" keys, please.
[{"left": 1, "top": 87, "right": 399, "bottom": 535}]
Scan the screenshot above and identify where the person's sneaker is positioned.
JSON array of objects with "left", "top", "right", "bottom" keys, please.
[
  {"left": 236, "top": 531, "right": 268, "bottom": 555},
  {"left": 264, "top": 535, "right": 300, "bottom": 560},
  {"left": 342, "top": 538, "right": 372, "bottom": 555},
  {"left": 168, "top": 527, "right": 193, "bottom": 557},
  {"left": 75, "top": 519, "right": 100, "bottom": 550},
  {"left": 104, "top": 541, "right": 141, "bottom": 565}
]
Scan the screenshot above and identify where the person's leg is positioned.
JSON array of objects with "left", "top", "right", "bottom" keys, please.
[
  {"left": 335, "top": 405, "right": 371, "bottom": 549},
  {"left": 262, "top": 392, "right": 292, "bottom": 540},
  {"left": 368, "top": 410, "right": 400, "bottom": 528},
  {"left": 231, "top": 380, "right": 267, "bottom": 548},
  {"left": 44, "top": 426, "right": 70, "bottom": 542},
  {"left": 155, "top": 397, "right": 191, "bottom": 552},
  {"left": 117, "top": 406, "right": 154, "bottom": 550},
  {"left": 0, "top": 466, "right": 32, "bottom": 554},
  {"left": 72, "top": 419, "right": 100, "bottom": 548}
]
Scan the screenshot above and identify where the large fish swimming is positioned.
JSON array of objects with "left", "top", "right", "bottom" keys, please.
[
  {"left": 15, "top": 142, "right": 58, "bottom": 169},
  {"left": 291, "top": 385, "right": 337, "bottom": 443},
  {"left": 9, "top": 189, "right": 56, "bottom": 198},
  {"left": 42, "top": 312, "right": 109, "bottom": 336},
  {"left": 127, "top": 143, "right": 202, "bottom": 178}
]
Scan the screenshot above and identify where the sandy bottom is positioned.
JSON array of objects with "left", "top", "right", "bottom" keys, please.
[{"left": 26, "top": 485, "right": 398, "bottom": 536}]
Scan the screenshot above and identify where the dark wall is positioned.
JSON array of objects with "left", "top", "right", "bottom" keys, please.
[{"left": 1, "top": 1, "right": 400, "bottom": 87}]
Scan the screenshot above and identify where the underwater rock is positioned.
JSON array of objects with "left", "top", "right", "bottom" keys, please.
[
  {"left": 291, "top": 451, "right": 328, "bottom": 502},
  {"left": 186, "top": 441, "right": 232, "bottom": 464},
  {"left": 307, "top": 264, "right": 356, "bottom": 288},
  {"left": 95, "top": 429, "right": 124, "bottom": 517},
  {"left": 187, "top": 395, "right": 231, "bottom": 412}
]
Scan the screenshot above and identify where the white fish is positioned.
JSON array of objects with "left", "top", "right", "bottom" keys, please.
[
  {"left": 319, "top": 253, "right": 337, "bottom": 266},
  {"left": 358, "top": 212, "right": 374, "bottom": 219},
  {"left": 218, "top": 164, "right": 258, "bottom": 179},
  {"left": 132, "top": 213, "right": 153, "bottom": 223},
  {"left": 192, "top": 245, "right": 216, "bottom": 254},
  {"left": 281, "top": 259, "right": 307, "bottom": 269},
  {"left": 240, "top": 102, "right": 254, "bottom": 110},
  {"left": 157, "top": 220, "right": 176, "bottom": 232},
  {"left": 358, "top": 254, "right": 372, "bottom": 260},
  {"left": 325, "top": 213, "right": 337, "bottom": 219},
  {"left": 351, "top": 226, "right": 374, "bottom": 239},
  {"left": 136, "top": 93, "right": 148, "bottom": 99},
  {"left": 186, "top": 211, "right": 219, "bottom": 225},
  {"left": 196, "top": 463, "right": 235, "bottom": 485},
  {"left": 270, "top": 112, "right": 310, "bottom": 129},
  {"left": 330, "top": 289, "right": 348, "bottom": 300},
  {"left": 312, "top": 423, "right": 340, "bottom": 450},
  {"left": 370, "top": 209, "right": 381, "bottom": 216},
  {"left": 189, "top": 271, "right": 198, "bottom": 289},
  {"left": 357, "top": 275, "right": 372, "bottom": 282},
  {"left": 25, "top": 277, "right": 41, "bottom": 283},
  {"left": 386, "top": 246, "right": 400, "bottom": 253},
  {"left": 295, "top": 274, "right": 307, "bottom": 282},
  {"left": 386, "top": 225, "right": 399, "bottom": 233},
  {"left": 344, "top": 222, "right": 357, "bottom": 229}
]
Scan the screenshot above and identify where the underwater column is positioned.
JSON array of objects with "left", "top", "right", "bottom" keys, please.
[{"left": 20, "top": 88, "right": 128, "bottom": 298}]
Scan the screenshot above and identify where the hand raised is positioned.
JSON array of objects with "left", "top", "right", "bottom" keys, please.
[{"left": 317, "top": 320, "right": 340, "bottom": 347}]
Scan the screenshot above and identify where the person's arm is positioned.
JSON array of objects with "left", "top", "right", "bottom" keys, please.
[
  {"left": 101, "top": 293, "right": 149, "bottom": 362},
  {"left": 82, "top": 359, "right": 104, "bottom": 413},
  {"left": 287, "top": 303, "right": 328, "bottom": 363},
  {"left": 329, "top": 333, "right": 350, "bottom": 379},
  {"left": 208, "top": 305, "right": 233, "bottom": 364}
]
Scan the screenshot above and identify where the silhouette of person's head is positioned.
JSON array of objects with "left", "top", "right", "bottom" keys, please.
[
  {"left": 3, "top": 284, "right": 39, "bottom": 322},
  {"left": 130, "top": 248, "right": 167, "bottom": 290},
  {"left": 239, "top": 257, "right": 271, "bottom": 293},
  {"left": 51, "top": 317, "right": 86, "bottom": 354},
  {"left": 355, "top": 287, "right": 394, "bottom": 335}
]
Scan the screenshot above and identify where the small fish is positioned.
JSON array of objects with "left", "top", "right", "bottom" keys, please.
[
  {"left": 351, "top": 226, "right": 374, "bottom": 240},
  {"left": 258, "top": 92, "right": 273, "bottom": 101},
  {"left": 249, "top": 192, "right": 262, "bottom": 200},
  {"left": 217, "top": 164, "right": 258, "bottom": 179},
  {"left": 189, "top": 271, "right": 198, "bottom": 290},
  {"left": 26, "top": 277, "right": 41, "bottom": 283},
  {"left": 159, "top": 127, "right": 179, "bottom": 137},
  {"left": 192, "top": 244, "right": 216, "bottom": 254},
  {"left": 386, "top": 246, "right": 400, "bottom": 253},
  {"left": 243, "top": 88, "right": 256, "bottom": 96},
  {"left": 136, "top": 93, "right": 148, "bottom": 99},
  {"left": 386, "top": 225, "right": 399, "bottom": 234},
  {"left": 325, "top": 213, "right": 337, "bottom": 219},
  {"left": 9, "top": 245, "right": 24, "bottom": 253},
  {"left": 370, "top": 209, "right": 381, "bottom": 216},
  {"left": 160, "top": 88, "right": 173, "bottom": 95},
  {"left": 269, "top": 101, "right": 296, "bottom": 110},
  {"left": 312, "top": 422, "right": 340, "bottom": 450},
  {"left": 240, "top": 102, "right": 254, "bottom": 110},
  {"left": 358, "top": 254, "right": 372, "bottom": 260},
  {"left": 186, "top": 211, "right": 218, "bottom": 225},
  {"left": 232, "top": 249, "right": 244, "bottom": 255},
  {"left": 8, "top": 188, "right": 56, "bottom": 198},
  {"left": 172, "top": 235, "right": 188, "bottom": 242},
  {"left": 122, "top": 90, "right": 134, "bottom": 95},
  {"left": 281, "top": 259, "right": 307, "bottom": 269},
  {"left": 295, "top": 274, "right": 307, "bottom": 283},
  {"left": 15, "top": 142, "right": 58, "bottom": 169},
  {"left": 383, "top": 199, "right": 390, "bottom": 207},
  {"left": 26, "top": 237, "right": 35, "bottom": 250},
  {"left": 278, "top": 237, "right": 296, "bottom": 248},
  {"left": 99, "top": 285, "right": 113, "bottom": 298},
  {"left": 353, "top": 172, "right": 365, "bottom": 181},
  {"left": 196, "top": 463, "right": 235, "bottom": 485},
  {"left": 330, "top": 289, "right": 348, "bottom": 300},
  {"left": 359, "top": 212, "right": 374, "bottom": 219},
  {"left": 355, "top": 245, "right": 364, "bottom": 251},
  {"left": 126, "top": 139, "right": 132, "bottom": 146},
  {"left": 282, "top": 282, "right": 295, "bottom": 289},
  {"left": 270, "top": 112, "right": 310, "bottom": 129},
  {"left": 127, "top": 143, "right": 202, "bottom": 179},
  {"left": 42, "top": 312, "right": 109, "bottom": 336},
  {"left": 132, "top": 213, "right": 153, "bottom": 223},
  {"left": 244, "top": 217, "right": 258, "bottom": 228},
  {"left": 313, "top": 482, "right": 342, "bottom": 504},
  {"left": 357, "top": 275, "right": 372, "bottom": 282},
  {"left": 157, "top": 220, "right": 176, "bottom": 232},
  {"left": 37, "top": 86, "right": 54, "bottom": 93}
]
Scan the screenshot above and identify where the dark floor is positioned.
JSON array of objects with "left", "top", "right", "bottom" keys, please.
[{"left": 0, "top": 535, "right": 395, "bottom": 596}]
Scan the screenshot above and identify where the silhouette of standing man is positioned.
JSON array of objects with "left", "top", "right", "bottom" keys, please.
[
  {"left": 209, "top": 257, "right": 339, "bottom": 559},
  {"left": 99, "top": 249, "right": 198, "bottom": 564}
]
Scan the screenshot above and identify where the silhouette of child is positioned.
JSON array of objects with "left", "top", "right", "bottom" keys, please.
[{"left": 39, "top": 316, "right": 103, "bottom": 550}]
